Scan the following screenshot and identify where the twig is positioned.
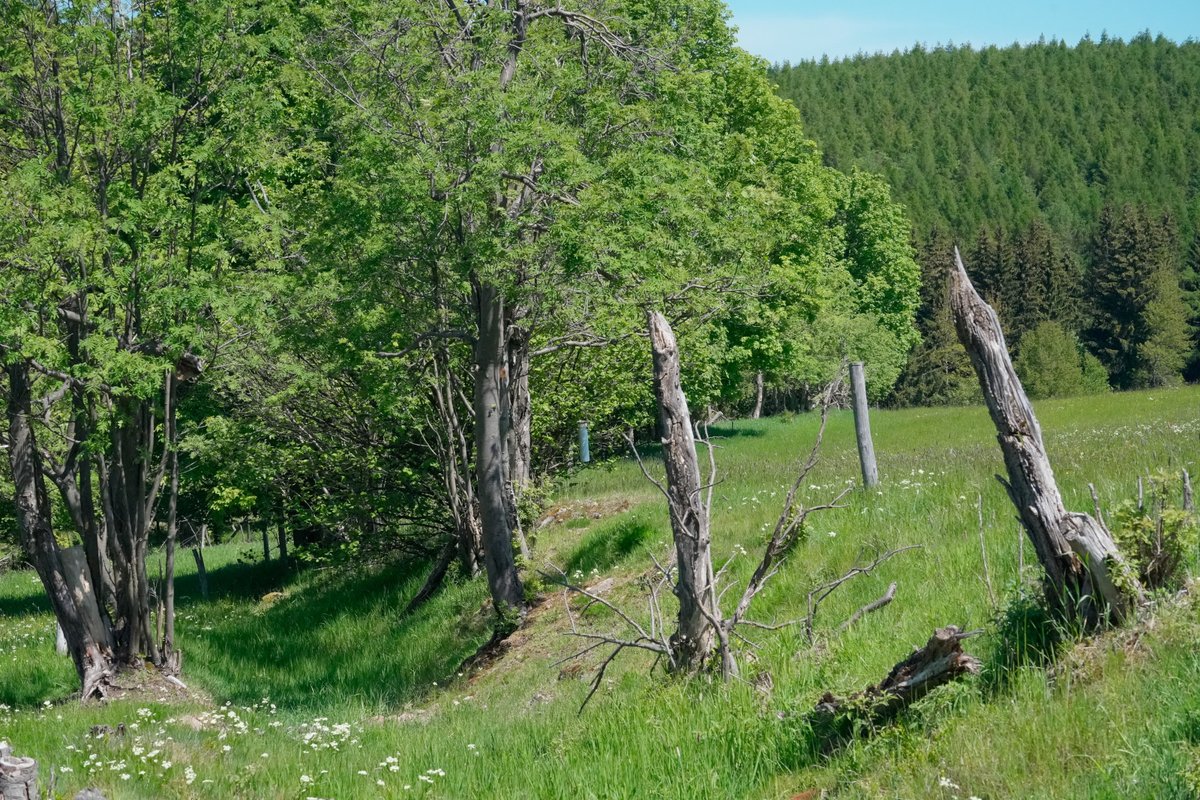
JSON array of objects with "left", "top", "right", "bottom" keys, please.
[
  {"left": 839, "top": 582, "right": 897, "bottom": 631},
  {"left": 804, "top": 545, "right": 922, "bottom": 644},
  {"left": 977, "top": 493, "right": 996, "bottom": 607}
]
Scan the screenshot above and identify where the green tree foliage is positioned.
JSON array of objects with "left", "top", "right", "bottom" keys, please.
[
  {"left": 1087, "top": 206, "right": 1191, "bottom": 389},
  {"left": 1014, "top": 321, "right": 1109, "bottom": 399},
  {"left": 891, "top": 231, "right": 978, "bottom": 406}
]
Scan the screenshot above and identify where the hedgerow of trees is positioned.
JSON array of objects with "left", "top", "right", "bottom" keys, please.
[{"left": 0, "top": 0, "right": 919, "bottom": 695}]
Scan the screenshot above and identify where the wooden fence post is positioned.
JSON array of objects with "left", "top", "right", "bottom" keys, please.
[{"left": 850, "top": 362, "right": 879, "bottom": 489}]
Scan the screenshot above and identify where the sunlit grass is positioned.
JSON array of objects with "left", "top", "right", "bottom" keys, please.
[{"left": 0, "top": 386, "right": 1197, "bottom": 798}]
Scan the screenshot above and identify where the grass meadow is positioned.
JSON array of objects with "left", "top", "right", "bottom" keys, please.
[{"left": 1, "top": 386, "right": 1198, "bottom": 798}]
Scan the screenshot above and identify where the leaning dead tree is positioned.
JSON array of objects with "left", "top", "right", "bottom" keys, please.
[
  {"left": 548, "top": 313, "right": 914, "bottom": 705},
  {"left": 949, "top": 248, "right": 1143, "bottom": 626}
]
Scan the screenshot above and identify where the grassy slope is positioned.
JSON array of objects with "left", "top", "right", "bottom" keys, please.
[{"left": 1, "top": 387, "right": 1198, "bottom": 799}]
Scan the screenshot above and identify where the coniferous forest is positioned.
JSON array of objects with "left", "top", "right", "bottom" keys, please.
[{"left": 772, "top": 35, "right": 1200, "bottom": 402}]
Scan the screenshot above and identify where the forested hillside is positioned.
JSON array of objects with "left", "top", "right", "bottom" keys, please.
[{"left": 772, "top": 36, "right": 1200, "bottom": 400}]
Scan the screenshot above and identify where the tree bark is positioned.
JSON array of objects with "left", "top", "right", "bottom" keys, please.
[
  {"left": 0, "top": 751, "right": 37, "bottom": 800},
  {"left": 6, "top": 360, "right": 115, "bottom": 699},
  {"left": 474, "top": 282, "right": 526, "bottom": 620},
  {"left": 813, "top": 626, "right": 980, "bottom": 731},
  {"left": 506, "top": 323, "right": 533, "bottom": 489},
  {"left": 751, "top": 371, "right": 764, "bottom": 419},
  {"left": 277, "top": 519, "right": 289, "bottom": 564},
  {"left": 949, "top": 248, "right": 1142, "bottom": 626},
  {"left": 404, "top": 536, "right": 458, "bottom": 614},
  {"left": 161, "top": 389, "right": 179, "bottom": 670},
  {"left": 647, "top": 311, "right": 719, "bottom": 671}
]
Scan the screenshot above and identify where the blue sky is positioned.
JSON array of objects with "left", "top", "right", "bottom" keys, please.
[{"left": 724, "top": 1, "right": 1200, "bottom": 64}]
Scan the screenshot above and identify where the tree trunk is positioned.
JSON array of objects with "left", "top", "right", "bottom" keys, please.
[
  {"left": 751, "top": 371, "right": 764, "bottom": 419},
  {"left": 429, "top": 347, "right": 483, "bottom": 576},
  {"left": 507, "top": 323, "right": 533, "bottom": 490},
  {"left": 405, "top": 536, "right": 458, "bottom": 614},
  {"left": 261, "top": 522, "right": 271, "bottom": 562},
  {"left": 191, "top": 547, "right": 209, "bottom": 601},
  {"left": 949, "top": 248, "right": 1142, "bottom": 626},
  {"left": 6, "top": 360, "right": 115, "bottom": 699},
  {"left": 647, "top": 311, "right": 719, "bottom": 672},
  {"left": 277, "top": 519, "right": 289, "bottom": 564},
  {"left": 0, "top": 748, "right": 37, "bottom": 800},
  {"left": 161, "top": 393, "right": 179, "bottom": 670},
  {"left": 474, "top": 282, "right": 526, "bottom": 620}
]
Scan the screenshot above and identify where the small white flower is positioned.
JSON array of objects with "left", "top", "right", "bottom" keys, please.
[
  {"left": 300, "top": 774, "right": 313, "bottom": 784},
  {"left": 120, "top": 773, "right": 131, "bottom": 781}
]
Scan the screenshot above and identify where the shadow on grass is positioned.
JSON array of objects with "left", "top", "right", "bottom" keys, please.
[
  {"left": 0, "top": 581, "right": 53, "bottom": 618},
  {"left": 182, "top": 557, "right": 491, "bottom": 711},
  {"left": 564, "top": 515, "right": 656, "bottom": 576}
]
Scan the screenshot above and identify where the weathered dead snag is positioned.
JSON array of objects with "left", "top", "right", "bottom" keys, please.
[
  {"left": 646, "top": 310, "right": 719, "bottom": 672},
  {"left": 949, "top": 248, "right": 1143, "bottom": 626},
  {"left": 811, "top": 626, "right": 981, "bottom": 741},
  {"left": 549, "top": 316, "right": 916, "bottom": 707}
]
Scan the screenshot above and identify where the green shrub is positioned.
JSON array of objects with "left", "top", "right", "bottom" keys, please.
[
  {"left": 1015, "top": 321, "right": 1110, "bottom": 398},
  {"left": 1111, "top": 472, "right": 1198, "bottom": 591}
]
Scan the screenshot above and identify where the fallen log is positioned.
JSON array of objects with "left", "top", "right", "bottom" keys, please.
[{"left": 811, "top": 626, "right": 980, "bottom": 739}]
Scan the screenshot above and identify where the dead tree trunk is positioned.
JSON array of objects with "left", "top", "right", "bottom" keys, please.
[
  {"left": 405, "top": 536, "right": 458, "bottom": 614},
  {"left": 474, "top": 281, "right": 526, "bottom": 621},
  {"left": 6, "top": 360, "right": 115, "bottom": 699},
  {"left": 647, "top": 311, "right": 719, "bottom": 672},
  {"left": 812, "top": 626, "right": 980, "bottom": 738},
  {"left": 949, "top": 248, "right": 1142, "bottom": 626}
]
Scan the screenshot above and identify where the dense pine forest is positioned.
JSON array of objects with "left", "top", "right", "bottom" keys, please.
[{"left": 772, "top": 35, "right": 1200, "bottom": 402}]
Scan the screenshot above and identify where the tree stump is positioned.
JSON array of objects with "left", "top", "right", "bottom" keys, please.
[{"left": 0, "top": 749, "right": 37, "bottom": 800}]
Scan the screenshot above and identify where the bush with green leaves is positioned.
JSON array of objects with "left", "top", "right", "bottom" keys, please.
[
  {"left": 1014, "top": 321, "right": 1111, "bottom": 398},
  {"left": 1110, "top": 472, "right": 1198, "bottom": 591}
]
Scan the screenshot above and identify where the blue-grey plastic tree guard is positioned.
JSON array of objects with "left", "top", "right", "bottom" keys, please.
[{"left": 578, "top": 421, "right": 591, "bottom": 463}]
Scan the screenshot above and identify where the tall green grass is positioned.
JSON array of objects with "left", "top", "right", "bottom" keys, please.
[{"left": 0, "top": 386, "right": 1197, "bottom": 798}]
